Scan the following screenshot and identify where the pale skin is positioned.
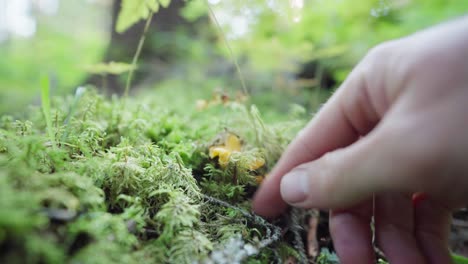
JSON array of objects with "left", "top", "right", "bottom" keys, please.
[{"left": 253, "top": 17, "right": 468, "bottom": 264}]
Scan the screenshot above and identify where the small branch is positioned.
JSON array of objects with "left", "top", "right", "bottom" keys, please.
[
  {"left": 202, "top": 194, "right": 281, "bottom": 249},
  {"left": 290, "top": 208, "right": 308, "bottom": 264}
]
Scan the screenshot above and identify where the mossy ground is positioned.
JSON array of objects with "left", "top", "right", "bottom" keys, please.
[
  {"left": 4, "top": 82, "right": 467, "bottom": 263},
  {"left": 0, "top": 83, "right": 335, "bottom": 263}
]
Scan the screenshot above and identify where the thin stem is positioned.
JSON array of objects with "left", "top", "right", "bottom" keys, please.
[
  {"left": 124, "top": 12, "right": 154, "bottom": 98},
  {"left": 206, "top": 2, "right": 249, "bottom": 96},
  {"left": 101, "top": 74, "right": 108, "bottom": 93}
]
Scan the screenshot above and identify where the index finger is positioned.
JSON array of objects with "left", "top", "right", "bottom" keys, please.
[{"left": 252, "top": 60, "right": 383, "bottom": 217}]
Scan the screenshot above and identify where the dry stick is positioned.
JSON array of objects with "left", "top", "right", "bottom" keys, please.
[
  {"left": 306, "top": 210, "right": 320, "bottom": 259},
  {"left": 290, "top": 208, "right": 308, "bottom": 264},
  {"left": 202, "top": 194, "right": 281, "bottom": 249},
  {"left": 205, "top": 2, "right": 249, "bottom": 96},
  {"left": 124, "top": 12, "right": 154, "bottom": 98}
]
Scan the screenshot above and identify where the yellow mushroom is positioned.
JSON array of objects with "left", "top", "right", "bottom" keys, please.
[
  {"left": 209, "top": 134, "right": 242, "bottom": 167},
  {"left": 249, "top": 157, "right": 265, "bottom": 170},
  {"left": 209, "top": 147, "right": 231, "bottom": 167},
  {"left": 224, "top": 134, "right": 242, "bottom": 152},
  {"left": 209, "top": 133, "right": 265, "bottom": 172}
]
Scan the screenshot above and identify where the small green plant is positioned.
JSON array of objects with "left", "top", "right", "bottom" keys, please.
[{"left": 114, "top": 0, "right": 173, "bottom": 97}]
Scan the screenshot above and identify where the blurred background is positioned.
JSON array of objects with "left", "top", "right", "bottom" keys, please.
[{"left": 0, "top": 0, "right": 467, "bottom": 116}]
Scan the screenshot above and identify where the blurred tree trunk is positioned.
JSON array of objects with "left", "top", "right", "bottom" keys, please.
[
  {"left": 296, "top": 62, "right": 337, "bottom": 90},
  {"left": 87, "top": 0, "right": 196, "bottom": 94}
]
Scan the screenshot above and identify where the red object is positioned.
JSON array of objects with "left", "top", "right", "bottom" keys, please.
[{"left": 412, "top": 192, "right": 428, "bottom": 207}]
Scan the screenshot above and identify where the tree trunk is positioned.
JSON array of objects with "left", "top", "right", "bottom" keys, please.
[{"left": 87, "top": 0, "right": 195, "bottom": 94}]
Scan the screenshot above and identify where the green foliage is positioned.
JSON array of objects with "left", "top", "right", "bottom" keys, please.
[
  {"left": 168, "top": 229, "right": 213, "bottom": 263},
  {"left": 453, "top": 253, "right": 468, "bottom": 264},
  {"left": 159, "top": 0, "right": 171, "bottom": 8},
  {"left": 154, "top": 190, "right": 200, "bottom": 239},
  {"left": 116, "top": 0, "right": 173, "bottom": 33},
  {"left": 316, "top": 248, "right": 340, "bottom": 264},
  {"left": 0, "top": 2, "right": 107, "bottom": 115},
  {"left": 184, "top": 0, "right": 468, "bottom": 91}
]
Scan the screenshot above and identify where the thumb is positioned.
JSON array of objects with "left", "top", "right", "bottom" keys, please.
[{"left": 279, "top": 126, "right": 422, "bottom": 209}]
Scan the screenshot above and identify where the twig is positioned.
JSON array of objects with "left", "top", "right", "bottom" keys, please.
[
  {"left": 202, "top": 194, "right": 281, "bottom": 249},
  {"left": 290, "top": 208, "right": 308, "bottom": 264}
]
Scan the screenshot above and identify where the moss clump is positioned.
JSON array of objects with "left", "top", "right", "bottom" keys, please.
[{"left": 0, "top": 87, "right": 343, "bottom": 263}]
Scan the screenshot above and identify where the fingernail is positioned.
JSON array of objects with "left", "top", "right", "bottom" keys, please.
[{"left": 280, "top": 170, "right": 308, "bottom": 203}]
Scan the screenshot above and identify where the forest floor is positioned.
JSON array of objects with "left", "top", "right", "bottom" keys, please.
[{"left": 0, "top": 81, "right": 467, "bottom": 263}]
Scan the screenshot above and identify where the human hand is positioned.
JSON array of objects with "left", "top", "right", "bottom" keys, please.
[{"left": 253, "top": 17, "right": 468, "bottom": 264}]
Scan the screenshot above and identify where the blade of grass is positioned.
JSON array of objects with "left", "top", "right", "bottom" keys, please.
[
  {"left": 61, "top": 87, "right": 86, "bottom": 142},
  {"left": 205, "top": 1, "right": 249, "bottom": 97},
  {"left": 40, "top": 75, "right": 56, "bottom": 147}
]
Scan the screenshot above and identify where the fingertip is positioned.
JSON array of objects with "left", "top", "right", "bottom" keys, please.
[
  {"left": 252, "top": 176, "right": 289, "bottom": 218},
  {"left": 252, "top": 192, "right": 288, "bottom": 218},
  {"left": 280, "top": 171, "right": 308, "bottom": 204},
  {"left": 252, "top": 199, "right": 288, "bottom": 219}
]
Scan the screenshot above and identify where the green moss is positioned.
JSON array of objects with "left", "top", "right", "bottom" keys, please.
[{"left": 0, "top": 87, "right": 343, "bottom": 263}]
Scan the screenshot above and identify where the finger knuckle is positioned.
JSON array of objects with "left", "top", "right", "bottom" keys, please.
[
  {"left": 383, "top": 127, "right": 448, "bottom": 189},
  {"left": 316, "top": 151, "right": 341, "bottom": 194},
  {"left": 367, "top": 41, "right": 394, "bottom": 58}
]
